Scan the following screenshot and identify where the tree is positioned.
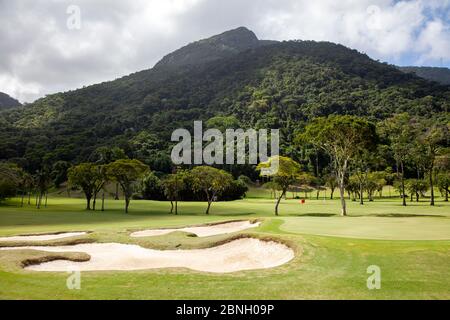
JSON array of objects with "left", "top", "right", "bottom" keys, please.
[
  {"left": 324, "top": 172, "right": 337, "bottom": 200},
  {"left": 162, "top": 170, "right": 190, "bottom": 215},
  {"left": 219, "top": 179, "right": 249, "bottom": 201},
  {"left": 352, "top": 150, "right": 381, "bottom": 204},
  {"left": 34, "top": 168, "right": 52, "bottom": 209},
  {"left": 263, "top": 181, "right": 280, "bottom": 199},
  {"left": 51, "top": 161, "right": 71, "bottom": 188},
  {"left": 68, "top": 163, "right": 103, "bottom": 210},
  {"left": 257, "top": 156, "right": 303, "bottom": 215},
  {"left": 90, "top": 146, "right": 128, "bottom": 200},
  {"left": 191, "top": 166, "right": 233, "bottom": 215},
  {"left": 206, "top": 115, "right": 240, "bottom": 132},
  {"left": 92, "top": 165, "right": 107, "bottom": 211},
  {"left": 437, "top": 173, "right": 450, "bottom": 202},
  {"left": 346, "top": 176, "right": 360, "bottom": 201},
  {"left": 140, "top": 171, "right": 165, "bottom": 201},
  {"left": 106, "top": 159, "right": 149, "bottom": 213},
  {"left": 90, "top": 146, "right": 127, "bottom": 164},
  {"left": 435, "top": 152, "right": 450, "bottom": 201},
  {"left": 379, "top": 113, "right": 415, "bottom": 207},
  {"left": 300, "top": 115, "right": 377, "bottom": 216},
  {"left": 416, "top": 120, "right": 448, "bottom": 206},
  {"left": 406, "top": 179, "right": 428, "bottom": 202},
  {"left": 366, "top": 171, "right": 387, "bottom": 200},
  {"left": 18, "top": 171, "right": 34, "bottom": 207},
  {"left": 0, "top": 163, "right": 22, "bottom": 202}
]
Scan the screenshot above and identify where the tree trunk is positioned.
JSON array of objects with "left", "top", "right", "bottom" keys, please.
[
  {"left": 37, "top": 193, "right": 42, "bottom": 209},
  {"left": 315, "top": 150, "right": 319, "bottom": 177},
  {"left": 101, "top": 192, "right": 105, "bottom": 211},
  {"left": 170, "top": 201, "right": 174, "bottom": 214},
  {"left": 44, "top": 192, "right": 48, "bottom": 207},
  {"left": 330, "top": 188, "right": 335, "bottom": 200},
  {"left": 125, "top": 198, "right": 130, "bottom": 213},
  {"left": 93, "top": 192, "right": 97, "bottom": 211},
  {"left": 28, "top": 192, "right": 31, "bottom": 205},
  {"left": 359, "top": 182, "right": 364, "bottom": 205},
  {"left": 400, "top": 162, "right": 406, "bottom": 207},
  {"left": 339, "top": 183, "right": 347, "bottom": 216},
  {"left": 429, "top": 168, "right": 435, "bottom": 206},
  {"left": 206, "top": 201, "right": 212, "bottom": 215},
  {"left": 337, "top": 165, "right": 347, "bottom": 216},
  {"left": 446, "top": 189, "right": 449, "bottom": 202},
  {"left": 275, "top": 190, "right": 286, "bottom": 216},
  {"left": 86, "top": 196, "right": 91, "bottom": 210},
  {"left": 115, "top": 183, "right": 119, "bottom": 200},
  {"left": 175, "top": 200, "right": 178, "bottom": 215}
]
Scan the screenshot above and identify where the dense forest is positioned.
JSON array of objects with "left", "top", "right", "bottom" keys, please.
[
  {"left": 399, "top": 66, "right": 450, "bottom": 85},
  {"left": 0, "top": 92, "right": 21, "bottom": 109},
  {"left": 0, "top": 27, "right": 449, "bottom": 207}
]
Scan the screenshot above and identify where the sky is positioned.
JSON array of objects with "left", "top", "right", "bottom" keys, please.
[{"left": 0, "top": 0, "right": 449, "bottom": 103}]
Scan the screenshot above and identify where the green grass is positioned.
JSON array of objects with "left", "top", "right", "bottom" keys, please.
[{"left": 0, "top": 195, "right": 449, "bottom": 300}]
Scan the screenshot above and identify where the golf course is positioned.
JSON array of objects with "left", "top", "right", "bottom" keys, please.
[
  {"left": 1, "top": 189, "right": 449, "bottom": 300},
  {"left": 0, "top": 14, "right": 449, "bottom": 303}
]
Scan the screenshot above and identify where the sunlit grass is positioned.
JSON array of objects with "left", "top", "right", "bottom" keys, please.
[{"left": 0, "top": 194, "right": 449, "bottom": 299}]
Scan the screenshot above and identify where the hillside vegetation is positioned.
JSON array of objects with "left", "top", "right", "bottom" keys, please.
[{"left": 0, "top": 28, "right": 448, "bottom": 171}]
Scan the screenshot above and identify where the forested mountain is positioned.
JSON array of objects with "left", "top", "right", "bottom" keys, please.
[
  {"left": 398, "top": 66, "right": 450, "bottom": 85},
  {"left": 0, "top": 28, "right": 448, "bottom": 172},
  {"left": 0, "top": 92, "right": 21, "bottom": 109}
]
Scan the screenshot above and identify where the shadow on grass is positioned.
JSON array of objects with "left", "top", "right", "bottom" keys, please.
[
  {"left": 293, "top": 213, "right": 338, "bottom": 217},
  {"left": 367, "top": 213, "right": 446, "bottom": 218}
]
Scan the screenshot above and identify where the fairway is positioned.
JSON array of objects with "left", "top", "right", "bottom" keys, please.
[{"left": 0, "top": 196, "right": 449, "bottom": 300}]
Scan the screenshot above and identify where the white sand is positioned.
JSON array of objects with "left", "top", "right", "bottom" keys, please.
[
  {"left": 0, "top": 232, "right": 87, "bottom": 242},
  {"left": 1, "top": 238, "right": 294, "bottom": 273},
  {"left": 131, "top": 221, "right": 261, "bottom": 238}
]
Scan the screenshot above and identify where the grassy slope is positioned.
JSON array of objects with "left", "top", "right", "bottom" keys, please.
[{"left": 0, "top": 195, "right": 449, "bottom": 300}]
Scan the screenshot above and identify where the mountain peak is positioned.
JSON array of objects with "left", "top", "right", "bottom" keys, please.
[
  {"left": 154, "top": 27, "right": 266, "bottom": 69},
  {"left": 205, "top": 26, "right": 259, "bottom": 48}
]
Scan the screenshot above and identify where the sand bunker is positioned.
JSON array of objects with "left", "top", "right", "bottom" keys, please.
[
  {"left": 131, "top": 220, "right": 261, "bottom": 238},
  {"left": 0, "top": 232, "right": 87, "bottom": 242},
  {"left": 1, "top": 238, "right": 294, "bottom": 273}
]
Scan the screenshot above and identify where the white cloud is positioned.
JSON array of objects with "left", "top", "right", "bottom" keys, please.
[{"left": 416, "top": 19, "right": 450, "bottom": 64}]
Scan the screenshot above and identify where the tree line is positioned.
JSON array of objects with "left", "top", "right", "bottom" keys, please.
[
  {"left": 0, "top": 113, "right": 448, "bottom": 216},
  {"left": 0, "top": 156, "right": 247, "bottom": 215},
  {"left": 255, "top": 113, "right": 448, "bottom": 216}
]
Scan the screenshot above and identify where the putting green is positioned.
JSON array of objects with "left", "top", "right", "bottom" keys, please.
[{"left": 280, "top": 216, "right": 450, "bottom": 240}]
